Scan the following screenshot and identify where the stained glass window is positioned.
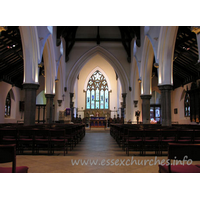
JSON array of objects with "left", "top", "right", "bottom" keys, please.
[
  {"left": 87, "top": 90, "right": 90, "bottom": 109},
  {"left": 86, "top": 70, "right": 109, "bottom": 109},
  {"left": 184, "top": 93, "right": 190, "bottom": 117},
  {"left": 5, "top": 91, "right": 11, "bottom": 117}
]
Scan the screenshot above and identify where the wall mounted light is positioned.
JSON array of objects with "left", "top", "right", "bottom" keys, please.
[
  {"left": 154, "top": 63, "right": 159, "bottom": 68},
  {"left": 38, "top": 62, "right": 44, "bottom": 68},
  {"left": 138, "top": 78, "right": 141, "bottom": 83},
  {"left": 133, "top": 100, "right": 138, "bottom": 107},
  {"left": 57, "top": 100, "right": 62, "bottom": 107},
  {"left": 55, "top": 78, "right": 59, "bottom": 83},
  {"left": 64, "top": 87, "right": 67, "bottom": 92}
]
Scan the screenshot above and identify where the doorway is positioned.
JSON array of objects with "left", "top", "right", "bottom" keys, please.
[{"left": 150, "top": 104, "right": 161, "bottom": 124}]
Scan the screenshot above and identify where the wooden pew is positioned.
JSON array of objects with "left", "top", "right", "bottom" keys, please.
[{"left": 159, "top": 143, "right": 200, "bottom": 173}]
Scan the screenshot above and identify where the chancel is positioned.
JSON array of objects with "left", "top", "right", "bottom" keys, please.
[{"left": 1, "top": 26, "right": 200, "bottom": 173}]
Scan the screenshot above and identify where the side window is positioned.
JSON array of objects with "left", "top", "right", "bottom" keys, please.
[
  {"left": 184, "top": 93, "right": 190, "bottom": 117},
  {"left": 5, "top": 91, "right": 11, "bottom": 117}
]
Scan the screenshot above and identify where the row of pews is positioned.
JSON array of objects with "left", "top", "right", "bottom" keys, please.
[
  {"left": 0, "top": 123, "right": 85, "bottom": 156},
  {"left": 110, "top": 123, "right": 200, "bottom": 156}
]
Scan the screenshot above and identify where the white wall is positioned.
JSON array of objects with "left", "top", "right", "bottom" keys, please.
[
  {"left": 77, "top": 54, "right": 118, "bottom": 119},
  {"left": 171, "top": 83, "right": 192, "bottom": 124},
  {"left": 0, "top": 82, "right": 22, "bottom": 123}
]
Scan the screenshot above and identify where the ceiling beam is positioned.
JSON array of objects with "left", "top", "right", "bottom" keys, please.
[
  {"left": 64, "top": 27, "right": 78, "bottom": 62},
  {"left": 118, "top": 27, "right": 131, "bottom": 63},
  {"left": 0, "top": 60, "right": 23, "bottom": 74},
  {"left": 174, "top": 61, "right": 198, "bottom": 76},
  {"left": 96, "top": 26, "right": 100, "bottom": 45},
  {"left": 67, "top": 38, "right": 126, "bottom": 42}
]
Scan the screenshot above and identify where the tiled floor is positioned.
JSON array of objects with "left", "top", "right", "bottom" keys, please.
[{"left": 1, "top": 128, "right": 200, "bottom": 173}]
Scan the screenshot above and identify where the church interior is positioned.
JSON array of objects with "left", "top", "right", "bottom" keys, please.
[
  {"left": 1, "top": 26, "right": 200, "bottom": 168},
  {"left": 1, "top": 23, "right": 200, "bottom": 199}
]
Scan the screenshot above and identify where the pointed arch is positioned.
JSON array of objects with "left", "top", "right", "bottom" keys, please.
[
  {"left": 67, "top": 46, "right": 128, "bottom": 93},
  {"left": 140, "top": 36, "right": 154, "bottom": 95},
  {"left": 19, "top": 26, "right": 40, "bottom": 84},
  {"left": 56, "top": 56, "right": 64, "bottom": 100},
  {"left": 157, "top": 26, "right": 178, "bottom": 85},
  {"left": 83, "top": 66, "right": 111, "bottom": 91},
  {"left": 43, "top": 34, "right": 56, "bottom": 94}
]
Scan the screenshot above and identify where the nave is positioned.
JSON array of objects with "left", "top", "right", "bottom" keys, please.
[{"left": 2, "top": 128, "right": 200, "bottom": 173}]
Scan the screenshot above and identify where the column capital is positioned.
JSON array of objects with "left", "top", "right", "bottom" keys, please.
[
  {"left": 140, "top": 94, "right": 152, "bottom": 100},
  {"left": 23, "top": 83, "right": 39, "bottom": 90},
  {"left": 158, "top": 85, "right": 173, "bottom": 90},
  {"left": 122, "top": 93, "right": 127, "bottom": 98},
  {"left": 45, "top": 94, "right": 55, "bottom": 98},
  {"left": 191, "top": 26, "right": 200, "bottom": 35}
]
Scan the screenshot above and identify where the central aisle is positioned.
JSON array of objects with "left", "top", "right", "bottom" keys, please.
[{"left": 14, "top": 128, "right": 168, "bottom": 173}]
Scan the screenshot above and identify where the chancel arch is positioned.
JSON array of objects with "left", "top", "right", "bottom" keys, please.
[{"left": 67, "top": 45, "right": 129, "bottom": 94}]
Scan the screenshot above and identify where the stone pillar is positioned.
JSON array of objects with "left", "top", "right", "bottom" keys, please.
[
  {"left": 70, "top": 93, "right": 74, "bottom": 120},
  {"left": 121, "top": 93, "right": 127, "bottom": 119},
  {"left": 158, "top": 85, "right": 173, "bottom": 126},
  {"left": 140, "top": 95, "right": 151, "bottom": 124},
  {"left": 45, "top": 94, "right": 55, "bottom": 124},
  {"left": 23, "top": 83, "right": 39, "bottom": 125}
]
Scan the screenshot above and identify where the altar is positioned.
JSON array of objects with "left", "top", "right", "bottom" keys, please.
[{"left": 90, "top": 117, "right": 106, "bottom": 129}]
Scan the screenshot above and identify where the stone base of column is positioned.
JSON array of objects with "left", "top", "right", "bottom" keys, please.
[
  {"left": 23, "top": 83, "right": 40, "bottom": 125},
  {"left": 45, "top": 94, "right": 55, "bottom": 124},
  {"left": 141, "top": 94, "right": 152, "bottom": 124},
  {"left": 158, "top": 85, "right": 173, "bottom": 126}
]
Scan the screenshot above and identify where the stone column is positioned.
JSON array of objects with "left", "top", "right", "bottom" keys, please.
[
  {"left": 45, "top": 94, "right": 55, "bottom": 124},
  {"left": 158, "top": 85, "right": 173, "bottom": 126},
  {"left": 140, "top": 95, "right": 151, "bottom": 124},
  {"left": 70, "top": 93, "right": 74, "bottom": 120},
  {"left": 23, "top": 83, "right": 39, "bottom": 125}
]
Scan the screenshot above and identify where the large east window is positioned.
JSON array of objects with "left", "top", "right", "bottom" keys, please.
[{"left": 86, "top": 70, "right": 109, "bottom": 109}]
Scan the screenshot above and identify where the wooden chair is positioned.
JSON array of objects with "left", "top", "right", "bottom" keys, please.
[
  {"left": 176, "top": 129, "right": 193, "bottom": 143},
  {"left": 143, "top": 129, "right": 160, "bottom": 155},
  {"left": 159, "top": 143, "right": 200, "bottom": 173},
  {"left": 18, "top": 129, "right": 35, "bottom": 154},
  {"left": 0, "top": 144, "right": 28, "bottom": 173},
  {"left": 49, "top": 129, "right": 68, "bottom": 156},
  {"left": 0, "top": 128, "right": 18, "bottom": 146},
  {"left": 160, "top": 129, "right": 177, "bottom": 155},
  {"left": 193, "top": 130, "right": 200, "bottom": 143},
  {"left": 126, "top": 129, "right": 143, "bottom": 156},
  {"left": 34, "top": 129, "right": 50, "bottom": 155}
]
